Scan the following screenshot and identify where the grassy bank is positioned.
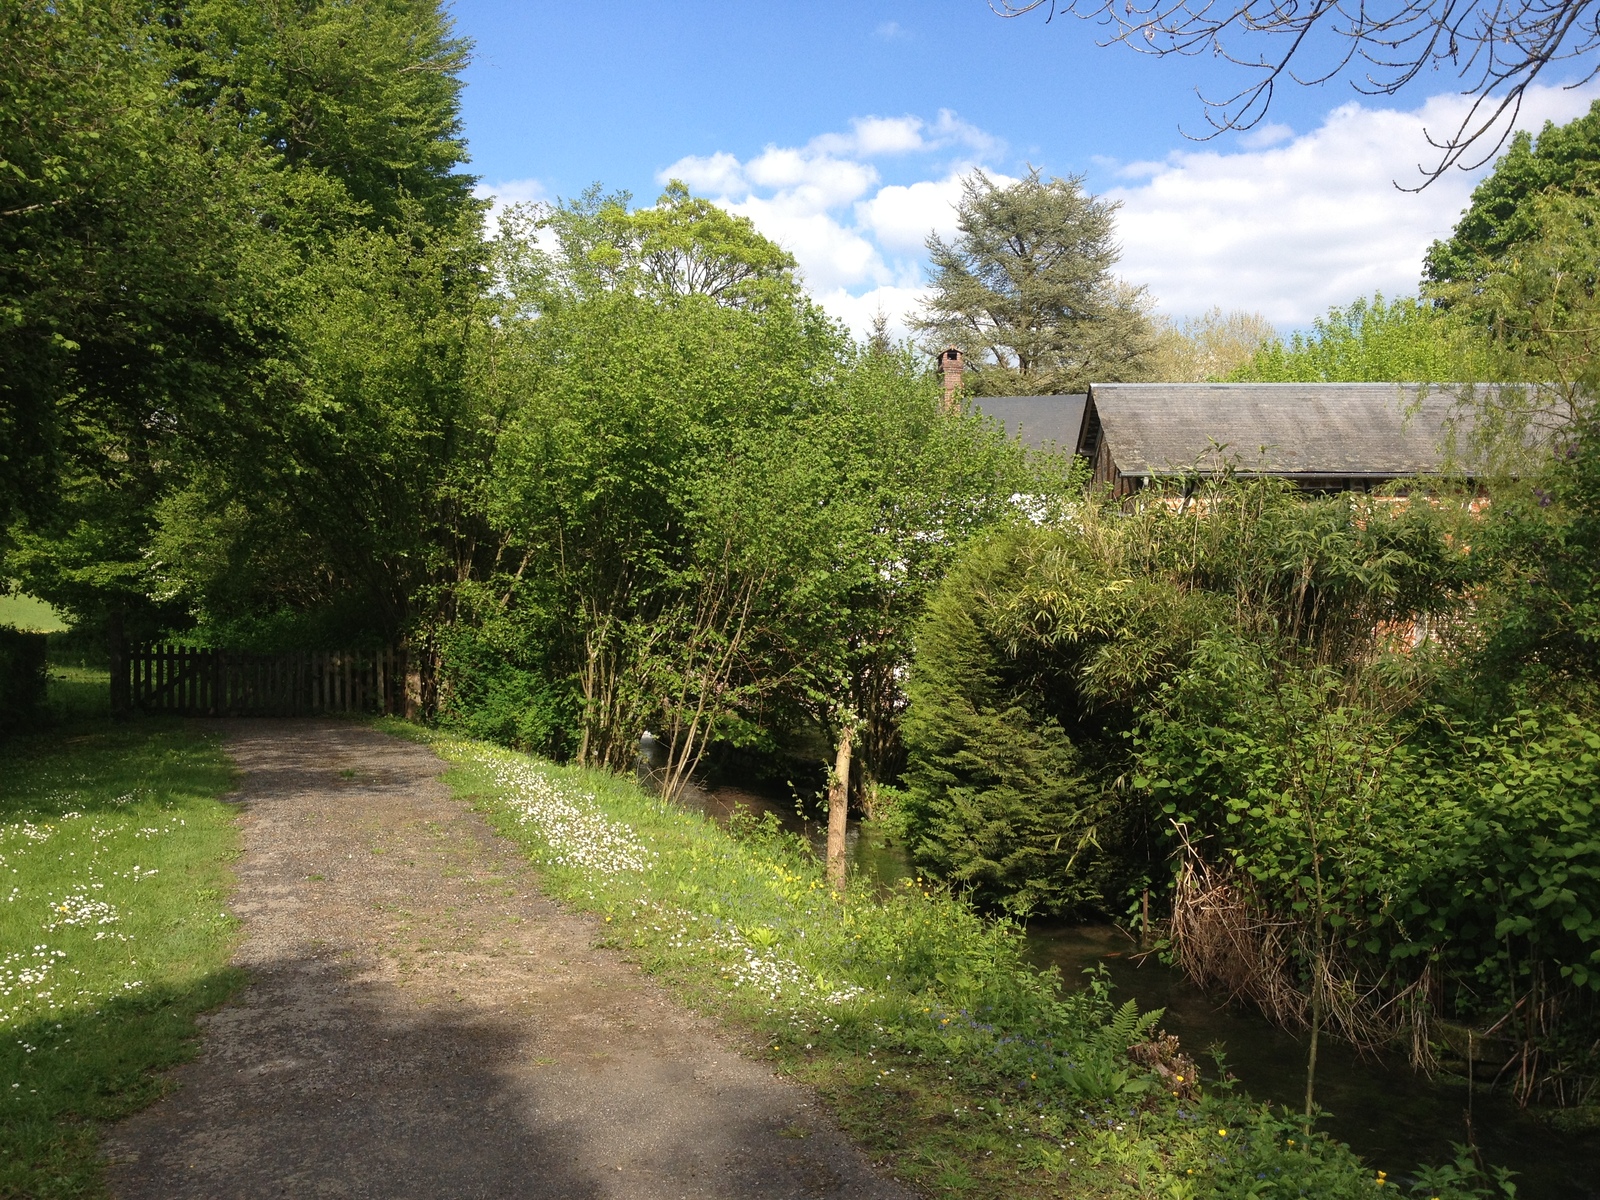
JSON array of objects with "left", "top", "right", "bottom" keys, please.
[
  {"left": 397, "top": 724, "right": 1510, "bottom": 1200},
  {"left": 0, "top": 721, "right": 242, "bottom": 1198}
]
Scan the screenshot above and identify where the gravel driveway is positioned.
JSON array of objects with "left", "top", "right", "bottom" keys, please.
[{"left": 103, "top": 719, "right": 910, "bottom": 1200}]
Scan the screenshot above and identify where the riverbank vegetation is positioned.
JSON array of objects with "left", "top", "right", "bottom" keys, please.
[
  {"left": 0, "top": 722, "right": 241, "bottom": 1197},
  {"left": 414, "top": 724, "right": 1513, "bottom": 1199},
  {"left": 900, "top": 104, "right": 1600, "bottom": 1111}
]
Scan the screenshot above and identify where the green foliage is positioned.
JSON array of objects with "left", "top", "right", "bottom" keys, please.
[
  {"left": 433, "top": 616, "right": 576, "bottom": 757},
  {"left": 902, "top": 527, "right": 1123, "bottom": 916},
  {"left": 1467, "top": 412, "right": 1600, "bottom": 697},
  {"left": 522, "top": 181, "right": 800, "bottom": 309},
  {"left": 411, "top": 725, "right": 1483, "bottom": 1200},
  {"left": 1426, "top": 99, "right": 1600, "bottom": 286},
  {"left": 168, "top": 0, "right": 476, "bottom": 235},
  {"left": 0, "top": 0, "right": 263, "bottom": 552},
  {"left": 4, "top": 0, "right": 482, "bottom": 648},
  {"left": 1140, "top": 663, "right": 1600, "bottom": 1088},
  {"left": 912, "top": 168, "right": 1156, "bottom": 395},
  {"left": 1231, "top": 294, "right": 1488, "bottom": 383},
  {"left": 431, "top": 203, "right": 1041, "bottom": 789},
  {"left": 902, "top": 482, "right": 1476, "bottom": 918},
  {"left": 0, "top": 722, "right": 242, "bottom": 1197},
  {"left": 0, "top": 630, "right": 47, "bottom": 736}
]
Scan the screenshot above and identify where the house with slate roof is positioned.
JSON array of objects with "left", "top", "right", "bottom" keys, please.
[{"left": 970, "top": 382, "right": 1475, "bottom": 497}]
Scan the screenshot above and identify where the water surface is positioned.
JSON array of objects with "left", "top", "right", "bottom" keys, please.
[{"left": 1029, "top": 923, "right": 1600, "bottom": 1200}]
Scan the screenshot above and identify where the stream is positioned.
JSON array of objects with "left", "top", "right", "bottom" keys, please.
[{"left": 675, "top": 782, "right": 1600, "bottom": 1199}]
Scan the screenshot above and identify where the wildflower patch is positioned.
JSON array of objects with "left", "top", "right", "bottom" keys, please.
[
  {"left": 479, "top": 752, "right": 651, "bottom": 875},
  {"left": 1, "top": 721, "right": 241, "bottom": 1198},
  {"left": 44, "top": 892, "right": 119, "bottom": 930}
]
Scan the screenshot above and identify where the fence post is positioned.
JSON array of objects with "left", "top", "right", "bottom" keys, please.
[
  {"left": 404, "top": 646, "right": 421, "bottom": 720},
  {"left": 108, "top": 611, "right": 129, "bottom": 716}
]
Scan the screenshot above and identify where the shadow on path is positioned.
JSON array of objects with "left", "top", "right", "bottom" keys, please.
[{"left": 104, "top": 720, "right": 907, "bottom": 1200}]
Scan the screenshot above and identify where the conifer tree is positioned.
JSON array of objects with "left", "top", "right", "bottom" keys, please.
[{"left": 911, "top": 169, "right": 1155, "bottom": 395}]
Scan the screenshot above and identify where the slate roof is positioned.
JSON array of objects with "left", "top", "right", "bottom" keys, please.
[
  {"left": 1087, "top": 383, "right": 1470, "bottom": 479},
  {"left": 971, "top": 394, "right": 1088, "bottom": 453}
]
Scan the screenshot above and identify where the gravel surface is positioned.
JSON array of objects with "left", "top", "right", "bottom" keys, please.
[{"left": 104, "top": 719, "right": 911, "bottom": 1200}]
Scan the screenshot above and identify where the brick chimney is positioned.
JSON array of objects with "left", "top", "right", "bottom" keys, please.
[{"left": 939, "top": 346, "right": 964, "bottom": 412}]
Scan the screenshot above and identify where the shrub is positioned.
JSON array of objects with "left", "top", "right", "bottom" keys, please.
[{"left": 0, "top": 628, "right": 47, "bottom": 735}]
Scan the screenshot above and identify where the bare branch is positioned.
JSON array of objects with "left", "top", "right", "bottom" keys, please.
[
  {"left": 996, "top": 0, "right": 1600, "bottom": 183},
  {"left": 0, "top": 197, "right": 70, "bottom": 219}
]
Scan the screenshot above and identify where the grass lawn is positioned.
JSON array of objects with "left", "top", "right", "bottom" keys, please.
[
  {"left": 0, "top": 595, "right": 70, "bottom": 635},
  {"left": 0, "top": 720, "right": 242, "bottom": 1199},
  {"left": 389, "top": 723, "right": 1508, "bottom": 1200}
]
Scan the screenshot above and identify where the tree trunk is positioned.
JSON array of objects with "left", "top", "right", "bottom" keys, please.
[
  {"left": 826, "top": 725, "right": 853, "bottom": 891},
  {"left": 1304, "top": 945, "right": 1324, "bottom": 1131}
]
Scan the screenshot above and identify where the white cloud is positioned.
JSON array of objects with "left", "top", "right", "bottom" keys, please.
[
  {"left": 929, "top": 109, "right": 1005, "bottom": 158},
  {"left": 656, "top": 111, "right": 1006, "bottom": 334},
  {"left": 811, "top": 116, "right": 927, "bottom": 157},
  {"left": 855, "top": 176, "right": 964, "bottom": 254},
  {"left": 744, "top": 148, "right": 879, "bottom": 205},
  {"left": 727, "top": 198, "right": 889, "bottom": 293},
  {"left": 875, "top": 20, "right": 908, "bottom": 40},
  {"left": 662, "top": 151, "right": 744, "bottom": 196},
  {"left": 473, "top": 177, "right": 549, "bottom": 232},
  {"left": 1238, "top": 122, "right": 1294, "bottom": 150},
  {"left": 1110, "top": 81, "right": 1600, "bottom": 326},
  {"left": 856, "top": 170, "right": 1021, "bottom": 255}
]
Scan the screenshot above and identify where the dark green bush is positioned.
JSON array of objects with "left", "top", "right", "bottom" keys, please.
[
  {"left": 0, "top": 628, "right": 48, "bottom": 734},
  {"left": 433, "top": 619, "right": 576, "bottom": 758},
  {"left": 902, "top": 527, "right": 1126, "bottom": 916}
]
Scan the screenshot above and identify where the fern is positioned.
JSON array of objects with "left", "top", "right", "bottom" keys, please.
[{"left": 1100, "top": 998, "right": 1163, "bottom": 1049}]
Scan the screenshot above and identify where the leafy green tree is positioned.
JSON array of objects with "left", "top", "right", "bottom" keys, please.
[
  {"left": 6, "top": 0, "right": 482, "bottom": 649},
  {"left": 770, "top": 345, "right": 1041, "bottom": 785},
  {"left": 469, "top": 266, "right": 842, "bottom": 776},
  {"left": 1230, "top": 294, "right": 1488, "bottom": 383},
  {"left": 166, "top": 0, "right": 476, "bottom": 235},
  {"left": 519, "top": 182, "right": 798, "bottom": 309},
  {"left": 911, "top": 169, "right": 1156, "bottom": 395},
  {"left": 0, "top": 0, "right": 260, "bottom": 565},
  {"left": 1425, "top": 100, "right": 1600, "bottom": 286},
  {"left": 1436, "top": 194, "right": 1600, "bottom": 697},
  {"left": 163, "top": 210, "right": 489, "bottom": 646}
]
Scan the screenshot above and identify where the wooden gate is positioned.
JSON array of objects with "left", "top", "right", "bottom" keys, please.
[{"left": 113, "top": 645, "right": 411, "bottom": 717}]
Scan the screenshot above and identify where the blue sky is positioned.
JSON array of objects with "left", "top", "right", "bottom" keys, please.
[{"left": 452, "top": 1, "right": 1600, "bottom": 334}]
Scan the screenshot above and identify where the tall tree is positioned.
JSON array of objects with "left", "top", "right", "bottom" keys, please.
[
  {"left": 6, "top": 0, "right": 483, "bottom": 647},
  {"left": 911, "top": 169, "right": 1155, "bottom": 395},
  {"left": 165, "top": 0, "right": 476, "bottom": 235},
  {"left": 1426, "top": 100, "right": 1600, "bottom": 285},
  {"left": 522, "top": 182, "right": 798, "bottom": 309},
  {"left": 0, "top": 0, "right": 256, "bottom": 567}
]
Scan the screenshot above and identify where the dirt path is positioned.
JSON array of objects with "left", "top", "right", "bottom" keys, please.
[{"left": 104, "top": 720, "right": 911, "bottom": 1200}]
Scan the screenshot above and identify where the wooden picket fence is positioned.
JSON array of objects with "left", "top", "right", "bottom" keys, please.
[{"left": 113, "top": 645, "right": 410, "bottom": 717}]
